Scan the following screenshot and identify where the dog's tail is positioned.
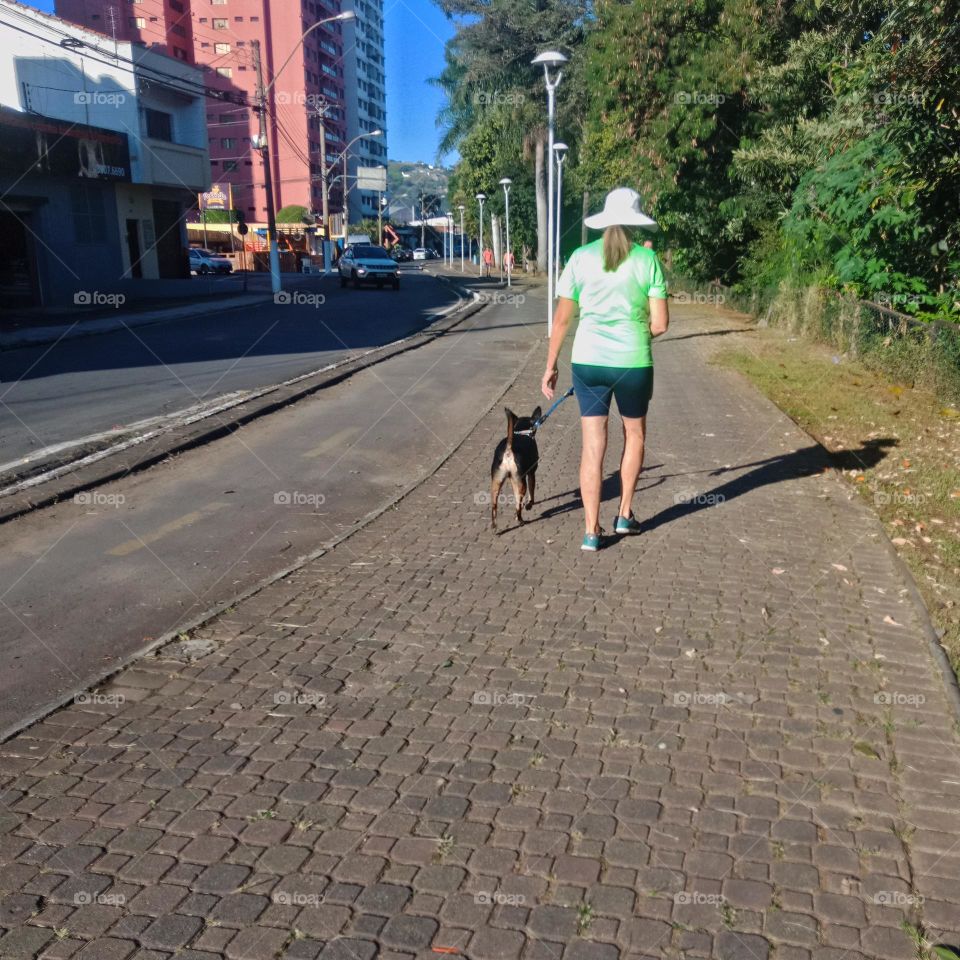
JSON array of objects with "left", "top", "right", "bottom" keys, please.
[{"left": 504, "top": 408, "right": 516, "bottom": 452}]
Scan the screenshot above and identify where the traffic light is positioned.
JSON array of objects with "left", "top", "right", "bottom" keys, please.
[{"left": 234, "top": 208, "right": 249, "bottom": 236}]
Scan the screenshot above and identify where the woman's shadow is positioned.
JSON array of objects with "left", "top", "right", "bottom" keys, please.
[
  {"left": 508, "top": 439, "right": 896, "bottom": 533},
  {"left": 637, "top": 437, "right": 897, "bottom": 535}
]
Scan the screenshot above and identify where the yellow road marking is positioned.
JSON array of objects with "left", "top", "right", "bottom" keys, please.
[
  {"left": 302, "top": 426, "right": 361, "bottom": 459},
  {"left": 107, "top": 501, "right": 231, "bottom": 557}
]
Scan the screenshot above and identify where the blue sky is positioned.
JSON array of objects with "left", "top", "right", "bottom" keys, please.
[{"left": 23, "top": 0, "right": 453, "bottom": 164}]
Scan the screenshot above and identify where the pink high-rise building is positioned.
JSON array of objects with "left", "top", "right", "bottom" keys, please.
[{"left": 57, "top": 0, "right": 350, "bottom": 222}]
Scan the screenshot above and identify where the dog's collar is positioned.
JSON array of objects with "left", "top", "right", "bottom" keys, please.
[{"left": 514, "top": 428, "right": 537, "bottom": 437}]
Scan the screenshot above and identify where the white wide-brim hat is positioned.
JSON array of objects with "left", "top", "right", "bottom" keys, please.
[{"left": 584, "top": 187, "right": 658, "bottom": 230}]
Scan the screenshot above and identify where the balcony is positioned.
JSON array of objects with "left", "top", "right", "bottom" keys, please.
[{"left": 136, "top": 138, "right": 210, "bottom": 193}]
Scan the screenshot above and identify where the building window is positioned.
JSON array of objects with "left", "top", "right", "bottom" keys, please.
[
  {"left": 223, "top": 160, "right": 239, "bottom": 172},
  {"left": 129, "top": 17, "right": 145, "bottom": 28},
  {"left": 145, "top": 108, "right": 173, "bottom": 141},
  {"left": 71, "top": 184, "right": 107, "bottom": 244},
  {"left": 216, "top": 67, "right": 233, "bottom": 78},
  {"left": 215, "top": 42, "right": 231, "bottom": 54},
  {"left": 221, "top": 138, "right": 237, "bottom": 149},
  {"left": 213, "top": 18, "right": 228, "bottom": 29}
]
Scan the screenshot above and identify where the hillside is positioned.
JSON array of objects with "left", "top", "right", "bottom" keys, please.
[{"left": 386, "top": 161, "right": 451, "bottom": 221}]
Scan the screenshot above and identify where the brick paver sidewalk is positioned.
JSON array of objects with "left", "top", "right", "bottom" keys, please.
[{"left": 2, "top": 302, "right": 960, "bottom": 960}]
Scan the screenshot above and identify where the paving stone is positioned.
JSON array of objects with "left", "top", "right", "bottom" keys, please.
[
  {"left": 715, "top": 932, "right": 771, "bottom": 960},
  {"left": 355, "top": 883, "right": 411, "bottom": 915},
  {"left": 139, "top": 914, "right": 204, "bottom": 951},
  {"left": 380, "top": 915, "right": 438, "bottom": 951},
  {"left": 74, "top": 940, "right": 137, "bottom": 960}
]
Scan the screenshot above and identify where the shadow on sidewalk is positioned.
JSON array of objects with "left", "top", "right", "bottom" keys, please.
[
  {"left": 499, "top": 439, "right": 895, "bottom": 536},
  {"left": 639, "top": 437, "right": 897, "bottom": 535}
]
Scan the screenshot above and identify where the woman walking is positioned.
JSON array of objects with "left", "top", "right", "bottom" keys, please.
[{"left": 541, "top": 188, "right": 670, "bottom": 551}]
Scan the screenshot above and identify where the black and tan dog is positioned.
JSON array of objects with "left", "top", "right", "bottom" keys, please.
[{"left": 490, "top": 406, "right": 541, "bottom": 530}]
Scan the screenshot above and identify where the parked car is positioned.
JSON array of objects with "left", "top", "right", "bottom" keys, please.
[
  {"left": 189, "top": 248, "right": 233, "bottom": 275},
  {"left": 412, "top": 248, "right": 429, "bottom": 261},
  {"left": 391, "top": 247, "right": 413, "bottom": 262},
  {"left": 338, "top": 245, "right": 400, "bottom": 290}
]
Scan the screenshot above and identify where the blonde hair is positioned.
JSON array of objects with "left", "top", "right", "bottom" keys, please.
[{"left": 602, "top": 225, "right": 633, "bottom": 272}]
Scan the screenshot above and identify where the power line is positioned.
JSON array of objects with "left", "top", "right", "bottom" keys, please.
[{"left": 0, "top": 11, "right": 248, "bottom": 105}]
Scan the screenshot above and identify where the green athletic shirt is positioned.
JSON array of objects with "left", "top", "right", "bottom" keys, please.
[{"left": 556, "top": 239, "right": 668, "bottom": 367}]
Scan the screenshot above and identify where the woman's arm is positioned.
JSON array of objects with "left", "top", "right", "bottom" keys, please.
[
  {"left": 542, "top": 297, "right": 576, "bottom": 399},
  {"left": 649, "top": 297, "right": 670, "bottom": 337}
]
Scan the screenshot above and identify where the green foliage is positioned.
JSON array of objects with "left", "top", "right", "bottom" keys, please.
[
  {"left": 435, "top": 0, "right": 959, "bottom": 321},
  {"left": 277, "top": 205, "right": 311, "bottom": 224},
  {"left": 199, "top": 209, "right": 236, "bottom": 224}
]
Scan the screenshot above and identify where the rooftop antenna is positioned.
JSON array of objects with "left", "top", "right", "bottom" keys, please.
[{"left": 106, "top": 5, "right": 119, "bottom": 56}]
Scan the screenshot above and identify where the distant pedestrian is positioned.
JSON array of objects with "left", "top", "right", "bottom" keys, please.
[
  {"left": 482, "top": 246, "right": 494, "bottom": 277},
  {"left": 503, "top": 250, "right": 515, "bottom": 275},
  {"left": 542, "top": 187, "right": 669, "bottom": 552}
]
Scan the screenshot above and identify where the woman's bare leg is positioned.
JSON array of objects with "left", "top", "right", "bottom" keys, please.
[
  {"left": 580, "top": 416, "right": 608, "bottom": 534},
  {"left": 618, "top": 416, "right": 646, "bottom": 518}
]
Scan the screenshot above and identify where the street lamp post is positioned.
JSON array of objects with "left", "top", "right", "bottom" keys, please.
[
  {"left": 378, "top": 194, "right": 387, "bottom": 246},
  {"left": 340, "top": 129, "right": 383, "bottom": 247},
  {"left": 458, "top": 204, "right": 465, "bottom": 273},
  {"left": 253, "top": 11, "right": 355, "bottom": 294},
  {"left": 475, "top": 193, "right": 487, "bottom": 277},
  {"left": 532, "top": 50, "right": 568, "bottom": 335},
  {"left": 499, "top": 177, "right": 512, "bottom": 287},
  {"left": 553, "top": 142, "right": 568, "bottom": 287}
]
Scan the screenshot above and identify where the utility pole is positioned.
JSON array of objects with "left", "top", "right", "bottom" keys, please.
[
  {"left": 318, "top": 111, "right": 331, "bottom": 273},
  {"left": 251, "top": 39, "right": 281, "bottom": 295},
  {"left": 419, "top": 191, "right": 426, "bottom": 248}
]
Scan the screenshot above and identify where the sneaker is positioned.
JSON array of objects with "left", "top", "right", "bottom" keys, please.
[
  {"left": 613, "top": 513, "right": 642, "bottom": 535},
  {"left": 581, "top": 531, "right": 602, "bottom": 552}
]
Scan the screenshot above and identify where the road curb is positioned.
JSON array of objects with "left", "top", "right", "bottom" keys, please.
[
  {"left": 0, "top": 280, "right": 482, "bottom": 526},
  {"left": 0, "top": 333, "right": 544, "bottom": 744}
]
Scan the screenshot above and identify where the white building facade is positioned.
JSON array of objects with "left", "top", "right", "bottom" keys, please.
[
  {"left": 0, "top": 0, "right": 209, "bottom": 308},
  {"left": 342, "top": 0, "right": 387, "bottom": 228}
]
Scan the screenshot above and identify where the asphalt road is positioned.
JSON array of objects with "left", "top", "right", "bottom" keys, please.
[
  {"left": 0, "top": 284, "right": 544, "bottom": 736},
  {"left": 0, "top": 269, "right": 457, "bottom": 475}
]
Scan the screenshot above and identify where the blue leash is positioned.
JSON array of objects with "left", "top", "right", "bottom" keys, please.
[{"left": 533, "top": 386, "right": 575, "bottom": 430}]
